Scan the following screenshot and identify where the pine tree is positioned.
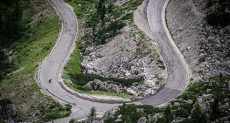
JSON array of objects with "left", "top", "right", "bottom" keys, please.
[
  {"left": 88, "top": 107, "right": 96, "bottom": 123},
  {"left": 164, "top": 105, "right": 173, "bottom": 123}
]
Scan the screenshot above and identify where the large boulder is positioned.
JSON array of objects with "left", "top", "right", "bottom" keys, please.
[
  {"left": 137, "top": 117, "right": 147, "bottom": 123},
  {"left": 84, "top": 79, "right": 125, "bottom": 93},
  {"left": 197, "top": 94, "right": 214, "bottom": 114}
]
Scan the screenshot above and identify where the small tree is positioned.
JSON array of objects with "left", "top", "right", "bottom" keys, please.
[{"left": 88, "top": 107, "right": 96, "bottom": 123}]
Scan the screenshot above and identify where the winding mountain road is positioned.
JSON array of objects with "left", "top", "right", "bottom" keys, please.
[
  {"left": 36, "top": 0, "right": 190, "bottom": 122},
  {"left": 37, "top": 0, "right": 117, "bottom": 121},
  {"left": 136, "top": 0, "right": 190, "bottom": 105}
]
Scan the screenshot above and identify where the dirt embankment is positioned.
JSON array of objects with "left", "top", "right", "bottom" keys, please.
[{"left": 166, "top": 0, "right": 230, "bottom": 80}]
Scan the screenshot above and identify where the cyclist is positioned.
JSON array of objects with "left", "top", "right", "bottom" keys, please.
[{"left": 48, "top": 79, "right": 52, "bottom": 83}]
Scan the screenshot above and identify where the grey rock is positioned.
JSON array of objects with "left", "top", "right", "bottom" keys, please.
[
  {"left": 197, "top": 94, "right": 214, "bottom": 113},
  {"left": 84, "top": 79, "right": 124, "bottom": 93},
  {"left": 138, "top": 117, "right": 147, "bottom": 123}
]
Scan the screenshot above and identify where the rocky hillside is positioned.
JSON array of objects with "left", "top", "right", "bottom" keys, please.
[
  {"left": 65, "top": 0, "right": 166, "bottom": 98},
  {"left": 166, "top": 0, "right": 230, "bottom": 80},
  {"left": 81, "top": 24, "right": 166, "bottom": 97}
]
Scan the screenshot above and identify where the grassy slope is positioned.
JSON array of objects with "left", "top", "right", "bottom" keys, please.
[
  {"left": 63, "top": 0, "right": 145, "bottom": 98},
  {"left": 64, "top": 43, "right": 82, "bottom": 77},
  {"left": 0, "top": 3, "right": 70, "bottom": 123}
]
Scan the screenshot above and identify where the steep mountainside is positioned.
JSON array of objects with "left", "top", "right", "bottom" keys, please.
[
  {"left": 0, "top": 0, "right": 71, "bottom": 122},
  {"left": 166, "top": 0, "right": 230, "bottom": 80}
]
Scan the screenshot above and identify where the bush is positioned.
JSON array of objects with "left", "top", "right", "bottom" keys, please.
[{"left": 43, "top": 104, "right": 71, "bottom": 121}]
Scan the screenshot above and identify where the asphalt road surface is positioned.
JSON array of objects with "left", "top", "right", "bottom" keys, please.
[
  {"left": 36, "top": 0, "right": 190, "bottom": 122},
  {"left": 140, "top": 0, "right": 190, "bottom": 105},
  {"left": 37, "top": 0, "right": 118, "bottom": 121}
]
